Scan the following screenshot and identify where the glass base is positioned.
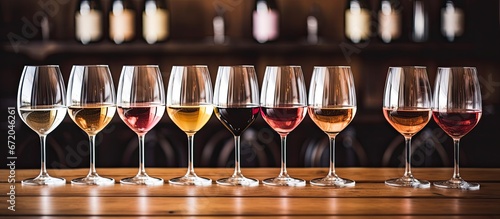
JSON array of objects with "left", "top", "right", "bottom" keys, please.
[
  {"left": 385, "top": 177, "right": 430, "bottom": 188},
  {"left": 433, "top": 179, "right": 480, "bottom": 190},
  {"left": 262, "top": 176, "right": 306, "bottom": 187},
  {"left": 310, "top": 175, "right": 355, "bottom": 187},
  {"left": 22, "top": 175, "right": 66, "bottom": 186},
  {"left": 216, "top": 176, "right": 259, "bottom": 187},
  {"left": 71, "top": 175, "right": 115, "bottom": 186},
  {"left": 120, "top": 175, "right": 164, "bottom": 186},
  {"left": 169, "top": 175, "right": 212, "bottom": 186}
]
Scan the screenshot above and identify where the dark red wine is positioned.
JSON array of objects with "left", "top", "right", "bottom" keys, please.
[
  {"left": 215, "top": 107, "right": 260, "bottom": 136},
  {"left": 118, "top": 105, "right": 165, "bottom": 135},
  {"left": 261, "top": 106, "right": 306, "bottom": 134},
  {"left": 432, "top": 110, "right": 481, "bottom": 138}
]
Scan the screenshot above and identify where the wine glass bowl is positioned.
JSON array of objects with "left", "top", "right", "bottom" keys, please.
[
  {"left": 382, "top": 66, "right": 432, "bottom": 188},
  {"left": 67, "top": 65, "right": 116, "bottom": 185},
  {"left": 432, "top": 67, "right": 482, "bottom": 190},
  {"left": 260, "top": 65, "right": 307, "bottom": 186},
  {"left": 213, "top": 65, "right": 260, "bottom": 186},
  {"left": 308, "top": 66, "right": 357, "bottom": 187},
  {"left": 117, "top": 65, "right": 165, "bottom": 185},
  {"left": 17, "top": 65, "right": 67, "bottom": 186},
  {"left": 166, "top": 65, "right": 214, "bottom": 186}
]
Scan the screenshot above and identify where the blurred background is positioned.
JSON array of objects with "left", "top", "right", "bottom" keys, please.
[{"left": 1, "top": 0, "right": 499, "bottom": 169}]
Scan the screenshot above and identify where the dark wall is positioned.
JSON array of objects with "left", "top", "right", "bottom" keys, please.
[{"left": 1, "top": 0, "right": 500, "bottom": 169}]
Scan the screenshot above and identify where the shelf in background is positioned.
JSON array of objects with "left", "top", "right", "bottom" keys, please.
[{"left": 2, "top": 39, "right": 495, "bottom": 61}]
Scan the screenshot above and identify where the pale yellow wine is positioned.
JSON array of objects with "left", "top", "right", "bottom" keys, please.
[
  {"left": 19, "top": 106, "right": 66, "bottom": 135},
  {"left": 167, "top": 105, "right": 213, "bottom": 134},
  {"left": 68, "top": 104, "right": 116, "bottom": 135}
]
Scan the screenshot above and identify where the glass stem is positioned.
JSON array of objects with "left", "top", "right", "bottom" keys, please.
[
  {"left": 327, "top": 135, "right": 338, "bottom": 178},
  {"left": 232, "top": 135, "right": 243, "bottom": 177},
  {"left": 39, "top": 135, "right": 49, "bottom": 178},
  {"left": 452, "top": 139, "right": 462, "bottom": 180},
  {"left": 87, "top": 135, "right": 98, "bottom": 177},
  {"left": 185, "top": 133, "right": 197, "bottom": 177},
  {"left": 137, "top": 134, "right": 147, "bottom": 177},
  {"left": 278, "top": 134, "right": 289, "bottom": 178},
  {"left": 403, "top": 136, "right": 414, "bottom": 179}
]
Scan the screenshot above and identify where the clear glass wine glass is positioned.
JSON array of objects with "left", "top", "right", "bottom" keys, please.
[
  {"left": 382, "top": 66, "right": 432, "bottom": 188},
  {"left": 308, "top": 66, "right": 357, "bottom": 187},
  {"left": 260, "top": 65, "right": 308, "bottom": 186},
  {"left": 213, "top": 65, "right": 260, "bottom": 186},
  {"left": 67, "top": 65, "right": 116, "bottom": 185},
  {"left": 166, "top": 65, "right": 214, "bottom": 186},
  {"left": 17, "top": 65, "right": 67, "bottom": 186},
  {"left": 432, "top": 67, "right": 482, "bottom": 190},
  {"left": 117, "top": 65, "right": 165, "bottom": 185}
]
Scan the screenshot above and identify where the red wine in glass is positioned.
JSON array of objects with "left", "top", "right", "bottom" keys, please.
[
  {"left": 432, "top": 67, "right": 482, "bottom": 190},
  {"left": 432, "top": 110, "right": 481, "bottom": 138},
  {"left": 214, "top": 106, "right": 260, "bottom": 136}
]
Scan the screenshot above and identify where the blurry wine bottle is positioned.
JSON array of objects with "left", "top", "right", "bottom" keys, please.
[
  {"left": 109, "top": 0, "right": 135, "bottom": 44},
  {"left": 143, "top": 0, "right": 169, "bottom": 44},
  {"left": 378, "top": 0, "right": 401, "bottom": 43},
  {"left": 75, "top": 0, "right": 103, "bottom": 44},
  {"left": 345, "top": 0, "right": 371, "bottom": 43},
  {"left": 253, "top": 0, "right": 279, "bottom": 43},
  {"left": 441, "top": 0, "right": 464, "bottom": 42},
  {"left": 307, "top": 4, "right": 320, "bottom": 44},
  {"left": 412, "top": 0, "right": 428, "bottom": 42}
]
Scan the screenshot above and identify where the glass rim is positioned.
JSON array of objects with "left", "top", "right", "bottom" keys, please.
[
  {"left": 314, "top": 66, "right": 351, "bottom": 68},
  {"left": 72, "top": 64, "right": 109, "bottom": 67},
  {"left": 266, "top": 65, "right": 302, "bottom": 68},
  {"left": 24, "top": 65, "right": 60, "bottom": 68},
  {"left": 437, "top": 66, "right": 477, "bottom": 69},
  {"left": 388, "top": 66, "right": 427, "bottom": 69},
  {"left": 122, "top": 65, "right": 160, "bottom": 69},
  {"left": 172, "top": 65, "right": 208, "bottom": 68},
  {"left": 218, "top": 65, "right": 255, "bottom": 68},
  {"left": 122, "top": 65, "right": 159, "bottom": 67}
]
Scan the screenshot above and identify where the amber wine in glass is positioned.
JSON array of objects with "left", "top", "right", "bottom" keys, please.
[
  {"left": 382, "top": 66, "right": 432, "bottom": 188},
  {"left": 308, "top": 66, "right": 357, "bottom": 187},
  {"left": 67, "top": 65, "right": 116, "bottom": 185},
  {"left": 17, "top": 65, "right": 67, "bottom": 185},
  {"left": 167, "top": 65, "right": 213, "bottom": 186}
]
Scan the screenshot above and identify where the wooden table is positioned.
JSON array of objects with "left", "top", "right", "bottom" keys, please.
[{"left": 1, "top": 168, "right": 500, "bottom": 218}]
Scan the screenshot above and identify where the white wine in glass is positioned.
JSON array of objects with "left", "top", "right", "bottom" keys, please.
[
  {"left": 308, "top": 66, "right": 357, "bottom": 187},
  {"left": 260, "top": 66, "right": 307, "bottom": 187},
  {"left": 117, "top": 65, "right": 165, "bottom": 185},
  {"left": 167, "top": 65, "right": 213, "bottom": 186},
  {"left": 213, "top": 65, "right": 260, "bottom": 186},
  {"left": 432, "top": 67, "right": 482, "bottom": 190},
  {"left": 67, "top": 65, "right": 116, "bottom": 185},
  {"left": 382, "top": 66, "right": 432, "bottom": 188},
  {"left": 17, "top": 65, "right": 67, "bottom": 186}
]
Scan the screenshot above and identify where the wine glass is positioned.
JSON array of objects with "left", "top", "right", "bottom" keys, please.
[
  {"left": 432, "top": 67, "right": 482, "bottom": 190},
  {"left": 213, "top": 65, "right": 260, "bottom": 186},
  {"left": 17, "top": 65, "right": 67, "bottom": 185},
  {"left": 260, "top": 65, "right": 308, "bottom": 186},
  {"left": 166, "top": 65, "right": 214, "bottom": 186},
  {"left": 308, "top": 66, "right": 357, "bottom": 187},
  {"left": 382, "top": 66, "right": 432, "bottom": 188},
  {"left": 117, "top": 65, "right": 165, "bottom": 185},
  {"left": 67, "top": 65, "right": 116, "bottom": 185}
]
